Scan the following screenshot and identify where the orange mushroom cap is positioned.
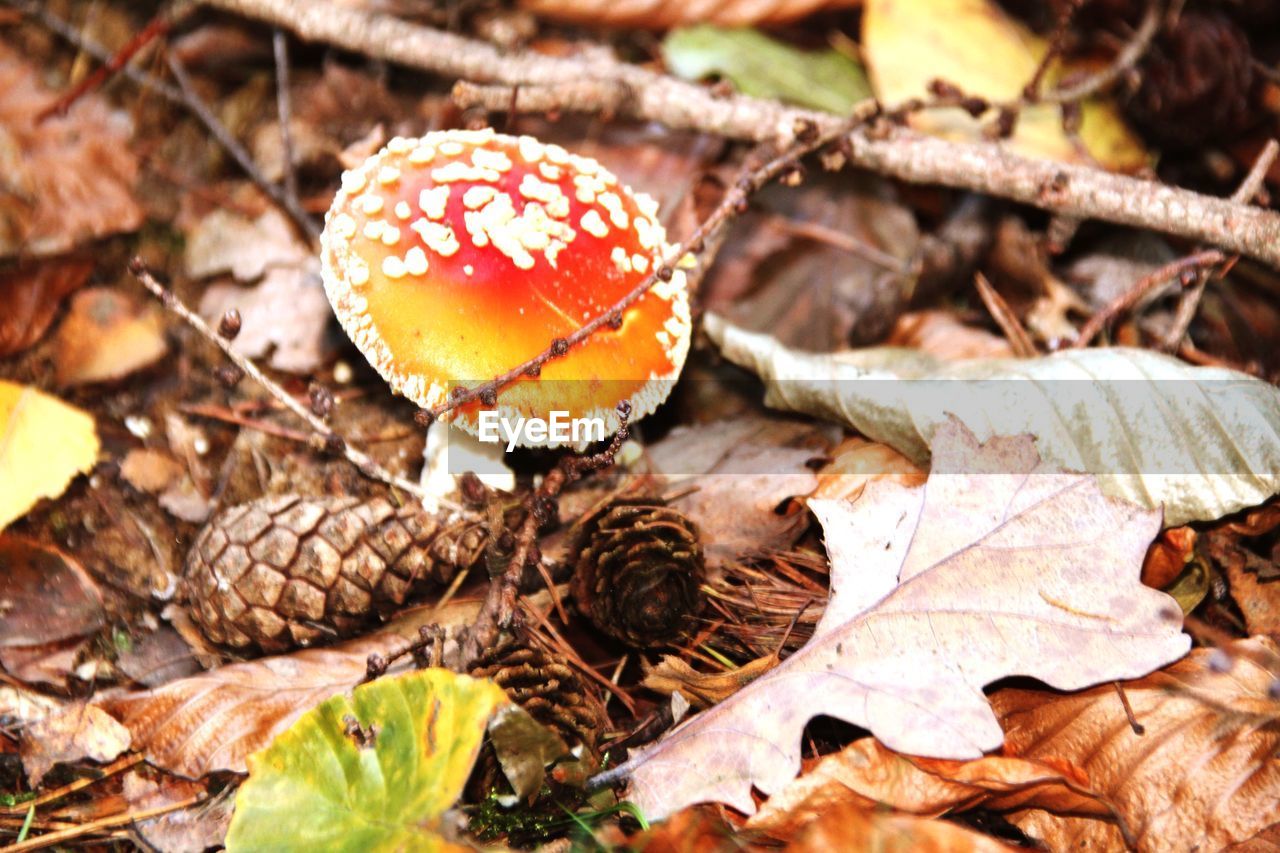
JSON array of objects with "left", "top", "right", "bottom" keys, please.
[{"left": 320, "top": 129, "right": 691, "bottom": 445}]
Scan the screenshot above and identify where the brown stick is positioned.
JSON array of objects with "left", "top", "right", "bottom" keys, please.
[
  {"left": 128, "top": 261, "right": 475, "bottom": 515},
  {"left": 193, "top": 0, "right": 1280, "bottom": 269}
]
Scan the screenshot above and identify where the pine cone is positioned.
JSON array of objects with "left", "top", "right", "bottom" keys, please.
[
  {"left": 569, "top": 498, "right": 705, "bottom": 648},
  {"left": 469, "top": 635, "right": 609, "bottom": 762},
  {"left": 1128, "top": 10, "right": 1260, "bottom": 149},
  {"left": 183, "top": 495, "right": 487, "bottom": 652}
]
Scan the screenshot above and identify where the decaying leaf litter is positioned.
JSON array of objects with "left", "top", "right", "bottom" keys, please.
[{"left": 2, "top": 0, "right": 1280, "bottom": 850}]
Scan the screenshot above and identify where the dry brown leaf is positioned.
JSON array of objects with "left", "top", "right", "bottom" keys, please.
[
  {"left": 0, "top": 259, "right": 93, "bottom": 357},
  {"left": 0, "top": 381, "right": 100, "bottom": 532},
  {"left": 646, "top": 416, "right": 825, "bottom": 564},
  {"left": 784, "top": 801, "right": 1017, "bottom": 852},
  {"left": 641, "top": 655, "right": 780, "bottom": 710},
  {"left": 750, "top": 736, "right": 1107, "bottom": 834},
  {"left": 54, "top": 288, "right": 168, "bottom": 386},
  {"left": 994, "top": 640, "right": 1280, "bottom": 851},
  {"left": 811, "top": 436, "right": 925, "bottom": 503},
  {"left": 0, "top": 536, "right": 104, "bottom": 647},
  {"left": 0, "top": 44, "right": 143, "bottom": 257},
  {"left": 120, "top": 449, "right": 186, "bottom": 495},
  {"left": 886, "top": 310, "right": 1016, "bottom": 361},
  {"left": 619, "top": 418, "right": 1189, "bottom": 820},
  {"left": 1205, "top": 530, "right": 1280, "bottom": 639},
  {"left": 1140, "top": 526, "right": 1197, "bottom": 591},
  {"left": 19, "top": 703, "right": 131, "bottom": 786},
  {"left": 517, "top": 0, "right": 858, "bottom": 29},
  {"left": 96, "top": 599, "right": 482, "bottom": 777}
]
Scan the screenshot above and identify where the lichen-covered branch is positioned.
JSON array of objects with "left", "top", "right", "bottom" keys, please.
[{"left": 199, "top": 0, "right": 1280, "bottom": 269}]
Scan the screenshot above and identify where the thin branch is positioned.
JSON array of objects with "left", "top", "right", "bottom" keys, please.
[
  {"left": 1039, "top": 0, "right": 1161, "bottom": 105},
  {"left": 272, "top": 29, "right": 301, "bottom": 210},
  {"left": 128, "top": 260, "right": 476, "bottom": 516},
  {"left": 974, "top": 271, "right": 1037, "bottom": 357},
  {"left": 1162, "top": 139, "right": 1280, "bottom": 350},
  {"left": 423, "top": 114, "right": 871, "bottom": 424},
  {"left": 1073, "top": 249, "right": 1227, "bottom": 348},
  {"left": 165, "top": 53, "right": 321, "bottom": 242},
  {"left": 197, "top": 0, "right": 1280, "bottom": 269}
]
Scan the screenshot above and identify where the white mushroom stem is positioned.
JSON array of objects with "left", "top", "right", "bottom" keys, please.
[{"left": 419, "top": 420, "right": 516, "bottom": 512}]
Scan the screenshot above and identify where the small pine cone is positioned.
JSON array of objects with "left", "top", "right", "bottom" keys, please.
[
  {"left": 470, "top": 635, "right": 609, "bottom": 761},
  {"left": 1128, "top": 10, "right": 1260, "bottom": 149},
  {"left": 183, "top": 495, "right": 487, "bottom": 652},
  {"left": 569, "top": 498, "right": 705, "bottom": 648}
]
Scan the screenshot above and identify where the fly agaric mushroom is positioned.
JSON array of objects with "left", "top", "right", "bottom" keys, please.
[{"left": 320, "top": 129, "right": 691, "bottom": 454}]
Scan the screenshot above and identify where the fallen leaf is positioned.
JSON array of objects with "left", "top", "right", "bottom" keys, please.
[
  {"left": 812, "top": 436, "right": 926, "bottom": 503},
  {"left": 97, "top": 599, "right": 481, "bottom": 777},
  {"left": 518, "top": 0, "right": 858, "bottom": 29},
  {"left": 0, "top": 259, "right": 93, "bottom": 357},
  {"left": 645, "top": 416, "right": 825, "bottom": 563},
  {"left": 886, "top": 310, "right": 1015, "bottom": 361},
  {"left": 184, "top": 208, "right": 306, "bottom": 282},
  {"left": 783, "top": 801, "right": 1017, "bottom": 852},
  {"left": 0, "top": 683, "right": 64, "bottom": 728},
  {"left": 114, "top": 625, "right": 202, "bottom": 689},
  {"left": 120, "top": 449, "right": 185, "bottom": 495},
  {"left": 705, "top": 313, "right": 1280, "bottom": 526},
  {"left": 0, "top": 44, "right": 144, "bottom": 257},
  {"left": 0, "top": 381, "right": 100, "bottom": 532},
  {"left": 0, "top": 536, "right": 104, "bottom": 647},
  {"left": 1205, "top": 530, "right": 1280, "bottom": 637},
  {"left": 641, "top": 655, "right": 780, "bottom": 710},
  {"left": 663, "top": 26, "right": 870, "bottom": 114},
  {"left": 224, "top": 669, "right": 506, "bottom": 851},
  {"left": 54, "top": 288, "right": 168, "bottom": 386},
  {"left": 131, "top": 787, "right": 233, "bottom": 853},
  {"left": 749, "top": 737, "right": 1107, "bottom": 834},
  {"left": 198, "top": 262, "right": 334, "bottom": 373},
  {"left": 700, "top": 174, "right": 919, "bottom": 350},
  {"left": 0, "top": 637, "right": 88, "bottom": 689},
  {"left": 618, "top": 418, "right": 1188, "bottom": 820},
  {"left": 862, "top": 0, "right": 1148, "bottom": 170},
  {"left": 1140, "top": 526, "right": 1197, "bottom": 590},
  {"left": 19, "top": 703, "right": 131, "bottom": 786},
  {"left": 994, "top": 640, "right": 1280, "bottom": 851}
]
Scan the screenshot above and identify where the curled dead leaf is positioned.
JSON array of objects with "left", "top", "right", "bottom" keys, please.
[
  {"left": 641, "top": 655, "right": 779, "bottom": 710},
  {"left": 994, "top": 640, "right": 1280, "bottom": 851},
  {"left": 0, "top": 259, "right": 93, "bottom": 357}
]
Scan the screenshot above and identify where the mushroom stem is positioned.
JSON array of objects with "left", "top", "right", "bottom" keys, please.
[{"left": 419, "top": 421, "right": 516, "bottom": 513}]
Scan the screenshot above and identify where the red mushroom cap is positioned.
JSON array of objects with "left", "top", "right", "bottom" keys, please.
[{"left": 320, "top": 129, "right": 691, "bottom": 445}]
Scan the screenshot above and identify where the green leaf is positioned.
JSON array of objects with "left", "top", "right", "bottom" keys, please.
[
  {"left": 704, "top": 313, "right": 1280, "bottom": 527},
  {"left": 225, "top": 669, "right": 508, "bottom": 852},
  {"left": 662, "top": 26, "right": 871, "bottom": 115}
]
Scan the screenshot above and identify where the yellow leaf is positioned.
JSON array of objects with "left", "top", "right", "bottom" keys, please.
[
  {"left": 0, "top": 380, "right": 99, "bottom": 531},
  {"left": 862, "top": 0, "right": 1149, "bottom": 170}
]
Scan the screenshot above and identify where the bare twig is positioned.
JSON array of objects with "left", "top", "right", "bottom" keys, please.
[
  {"left": 974, "top": 271, "right": 1037, "bottom": 357},
  {"left": 1162, "top": 139, "right": 1280, "bottom": 350},
  {"left": 184, "top": 0, "right": 1280, "bottom": 266},
  {"left": 128, "top": 260, "right": 475, "bottom": 515},
  {"left": 1073, "top": 249, "right": 1228, "bottom": 347},
  {"left": 1039, "top": 0, "right": 1161, "bottom": 105},
  {"left": 165, "top": 53, "right": 321, "bottom": 242},
  {"left": 424, "top": 113, "right": 872, "bottom": 424},
  {"left": 272, "top": 29, "right": 301, "bottom": 210}
]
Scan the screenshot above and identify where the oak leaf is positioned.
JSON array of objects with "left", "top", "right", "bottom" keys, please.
[
  {"left": 618, "top": 418, "right": 1189, "bottom": 820},
  {"left": 995, "top": 639, "right": 1280, "bottom": 851}
]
